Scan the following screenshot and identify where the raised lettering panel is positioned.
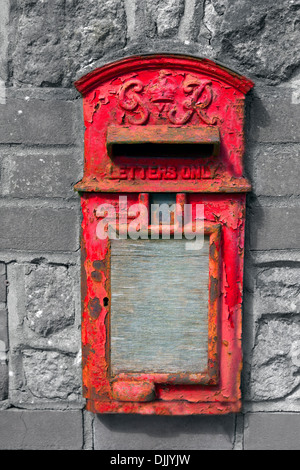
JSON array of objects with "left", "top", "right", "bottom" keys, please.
[{"left": 110, "top": 237, "right": 209, "bottom": 375}]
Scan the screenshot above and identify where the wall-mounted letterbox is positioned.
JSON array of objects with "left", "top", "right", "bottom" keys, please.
[{"left": 74, "top": 54, "right": 254, "bottom": 415}]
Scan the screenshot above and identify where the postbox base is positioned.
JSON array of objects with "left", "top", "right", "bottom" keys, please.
[{"left": 86, "top": 399, "right": 242, "bottom": 415}]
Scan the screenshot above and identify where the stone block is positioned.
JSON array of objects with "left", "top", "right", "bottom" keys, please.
[
  {"left": 249, "top": 318, "right": 300, "bottom": 401},
  {"left": 24, "top": 264, "right": 75, "bottom": 337},
  {"left": 4, "top": 153, "right": 82, "bottom": 198},
  {"left": 249, "top": 87, "right": 300, "bottom": 143},
  {"left": 22, "top": 349, "right": 81, "bottom": 400},
  {"left": 0, "top": 206, "right": 79, "bottom": 252},
  {"left": 244, "top": 413, "right": 300, "bottom": 450},
  {"left": 7, "top": 262, "right": 82, "bottom": 407},
  {"left": 255, "top": 267, "right": 300, "bottom": 315},
  {"left": 11, "top": 0, "right": 127, "bottom": 87},
  {"left": 7, "top": 262, "right": 80, "bottom": 351},
  {"left": 0, "top": 410, "right": 83, "bottom": 449},
  {"left": 250, "top": 144, "right": 300, "bottom": 196},
  {"left": 249, "top": 205, "right": 300, "bottom": 251},
  {"left": 94, "top": 414, "right": 235, "bottom": 450},
  {"left": 203, "top": 0, "right": 300, "bottom": 84},
  {"left": 0, "top": 98, "right": 75, "bottom": 145}
]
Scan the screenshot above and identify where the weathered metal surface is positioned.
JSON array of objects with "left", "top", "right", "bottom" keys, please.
[
  {"left": 74, "top": 54, "right": 253, "bottom": 194},
  {"left": 76, "top": 54, "right": 254, "bottom": 415},
  {"left": 112, "top": 380, "right": 156, "bottom": 402},
  {"left": 80, "top": 192, "right": 244, "bottom": 414}
]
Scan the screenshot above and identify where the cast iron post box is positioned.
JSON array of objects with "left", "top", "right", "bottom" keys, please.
[{"left": 74, "top": 54, "right": 254, "bottom": 415}]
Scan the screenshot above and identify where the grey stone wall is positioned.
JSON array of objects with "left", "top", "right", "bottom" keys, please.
[{"left": 0, "top": 0, "right": 299, "bottom": 450}]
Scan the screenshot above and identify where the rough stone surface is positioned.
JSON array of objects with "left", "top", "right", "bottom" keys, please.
[
  {"left": 94, "top": 414, "right": 236, "bottom": 450},
  {"left": 4, "top": 153, "right": 82, "bottom": 199},
  {"left": 255, "top": 267, "right": 300, "bottom": 315},
  {"left": 11, "top": 0, "right": 127, "bottom": 87},
  {"left": 250, "top": 144, "right": 300, "bottom": 197},
  {"left": 201, "top": 0, "right": 300, "bottom": 84},
  {"left": 9, "top": 1, "right": 300, "bottom": 86},
  {"left": 244, "top": 413, "right": 300, "bottom": 450},
  {"left": 0, "top": 206, "right": 79, "bottom": 252},
  {"left": 22, "top": 349, "right": 81, "bottom": 400},
  {"left": 7, "top": 262, "right": 81, "bottom": 355},
  {"left": 250, "top": 318, "right": 300, "bottom": 400},
  {"left": 0, "top": 410, "right": 83, "bottom": 449},
  {"left": 24, "top": 264, "right": 75, "bottom": 337},
  {"left": 145, "top": 0, "right": 185, "bottom": 38}
]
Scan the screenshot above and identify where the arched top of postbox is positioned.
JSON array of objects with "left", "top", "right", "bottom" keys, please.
[{"left": 74, "top": 54, "right": 254, "bottom": 96}]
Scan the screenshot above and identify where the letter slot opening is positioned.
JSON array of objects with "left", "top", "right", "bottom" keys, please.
[{"left": 107, "top": 126, "right": 220, "bottom": 159}]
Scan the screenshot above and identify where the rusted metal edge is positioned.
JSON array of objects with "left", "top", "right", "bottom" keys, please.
[
  {"left": 86, "top": 398, "right": 242, "bottom": 415},
  {"left": 74, "top": 178, "right": 251, "bottom": 193}
]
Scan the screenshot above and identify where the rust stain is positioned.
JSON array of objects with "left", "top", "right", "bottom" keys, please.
[
  {"left": 210, "top": 275, "right": 219, "bottom": 304},
  {"left": 88, "top": 297, "right": 101, "bottom": 320},
  {"left": 91, "top": 270, "right": 102, "bottom": 282}
]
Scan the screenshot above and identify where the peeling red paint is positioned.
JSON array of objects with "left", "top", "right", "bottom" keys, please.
[
  {"left": 112, "top": 380, "right": 157, "bottom": 402},
  {"left": 75, "top": 54, "right": 253, "bottom": 415}
]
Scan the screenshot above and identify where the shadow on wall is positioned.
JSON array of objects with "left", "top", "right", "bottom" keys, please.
[
  {"left": 248, "top": 89, "right": 272, "bottom": 143},
  {"left": 243, "top": 88, "right": 270, "bottom": 250},
  {"left": 95, "top": 413, "right": 236, "bottom": 450},
  {"left": 98, "top": 413, "right": 233, "bottom": 436},
  {"left": 247, "top": 198, "right": 265, "bottom": 251}
]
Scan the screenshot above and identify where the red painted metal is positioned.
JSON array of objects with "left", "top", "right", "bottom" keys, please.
[{"left": 75, "top": 54, "right": 254, "bottom": 415}]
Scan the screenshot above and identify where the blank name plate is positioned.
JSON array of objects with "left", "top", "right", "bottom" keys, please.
[{"left": 110, "top": 237, "right": 209, "bottom": 375}]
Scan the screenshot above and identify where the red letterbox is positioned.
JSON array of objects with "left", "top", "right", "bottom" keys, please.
[{"left": 74, "top": 54, "right": 254, "bottom": 415}]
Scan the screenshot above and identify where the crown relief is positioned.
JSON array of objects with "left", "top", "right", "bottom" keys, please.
[{"left": 117, "top": 70, "right": 218, "bottom": 126}]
